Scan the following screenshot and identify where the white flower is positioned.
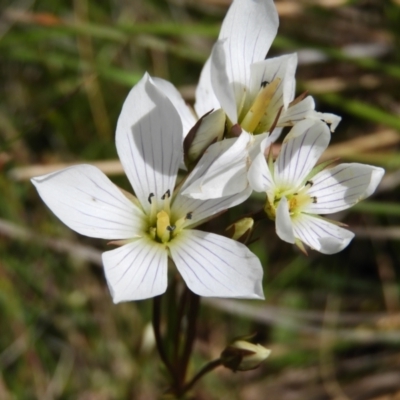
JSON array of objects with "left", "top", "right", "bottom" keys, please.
[
  {"left": 32, "top": 73, "right": 264, "bottom": 302},
  {"left": 248, "top": 120, "right": 384, "bottom": 254},
  {"left": 167, "top": 0, "right": 341, "bottom": 201},
  {"left": 195, "top": 0, "right": 341, "bottom": 137}
]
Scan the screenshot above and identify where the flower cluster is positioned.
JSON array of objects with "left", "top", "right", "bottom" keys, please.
[{"left": 32, "top": 0, "right": 384, "bottom": 302}]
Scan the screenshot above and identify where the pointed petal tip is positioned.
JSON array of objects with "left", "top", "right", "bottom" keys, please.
[
  {"left": 373, "top": 165, "right": 385, "bottom": 181},
  {"left": 253, "top": 283, "right": 265, "bottom": 300},
  {"left": 110, "top": 286, "right": 168, "bottom": 303},
  {"left": 292, "top": 214, "right": 355, "bottom": 255},
  {"left": 318, "top": 230, "right": 355, "bottom": 255}
]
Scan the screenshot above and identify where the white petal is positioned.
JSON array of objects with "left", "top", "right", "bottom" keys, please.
[
  {"left": 275, "top": 120, "right": 331, "bottom": 189},
  {"left": 248, "top": 53, "right": 298, "bottom": 114},
  {"left": 292, "top": 214, "right": 354, "bottom": 254},
  {"left": 172, "top": 187, "right": 252, "bottom": 229},
  {"left": 279, "top": 96, "right": 341, "bottom": 132},
  {"left": 102, "top": 238, "right": 168, "bottom": 302},
  {"left": 181, "top": 132, "right": 252, "bottom": 199},
  {"left": 116, "top": 73, "right": 183, "bottom": 213},
  {"left": 278, "top": 96, "right": 315, "bottom": 127},
  {"left": 210, "top": 41, "right": 238, "bottom": 123},
  {"left": 195, "top": 57, "right": 221, "bottom": 119},
  {"left": 169, "top": 230, "right": 264, "bottom": 299},
  {"left": 151, "top": 77, "right": 197, "bottom": 137},
  {"left": 248, "top": 136, "right": 274, "bottom": 193},
  {"left": 304, "top": 163, "right": 384, "bottom": 214},
  {"left": 219, "top": 0, "right": 279, "bottom": 102},
  {"left": 31, "top": 165, "right": 145, "bottom": 240},
  {"left": 308, "top": 111, "right": 342, "bottom": 132},
  {"left": 275, "top": 197, "right": 295, "bottom": 243}
]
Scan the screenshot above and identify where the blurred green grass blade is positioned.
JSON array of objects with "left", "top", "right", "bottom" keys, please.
[
  {"left": 65, "top": 21, "right": 127, "bottom": 42},
  {"left": 8, "top": 19, "right": 400, "bottom": 81},
  {"left": 2, "top": 31, "right": 207, "bottom": 65},
  {"left": 3, "top": 46, "right": 143, "bottom": 87},
  {"left": 3, "top": 46, "right": 80, "bottom": 70},
  {"left": 54, "top": 20, "right": 220, "bottom": 39},
  {"left": 274, "top": 36, "right": 400, "bottom": 81},
  {"left": 8, "top": 20, "right": 220, "bottom": 42},
  {"left": 317, "top": 93, "right": 400, "bottom": 133},
  {"left": 100, "top": 67, "right": 141, "bottom": 86},
  {"left": 339, "top": 152, "right": 400, "bottom": 169},
  {"left": 118, "top": 22, "right": 220, "bottom": 37},
  {"left": 352, "top": 201, "right": 400, "bottom": 217}
]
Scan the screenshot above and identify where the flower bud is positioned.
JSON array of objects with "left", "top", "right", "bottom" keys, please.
[
  {"left": 184, "top": 109, "right": 225, "bottom": 165},
  {"left": 220, "top": 340, "right": 271, "bottom": 372},
  {"left": 225, "top": 218, "right": 254, "bottom": 243}
]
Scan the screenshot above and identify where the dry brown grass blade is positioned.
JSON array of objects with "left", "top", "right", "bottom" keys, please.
[
  {"left": 203, "top": 298, "right": 400, "bottom": 344},
  {"left": 8, "top": 160, "right": 123, "bottom": 181},
  {"left": 351, "top": 227, "right": 400, "bottom": 241},
  {"left": 9, "top": 129, "right": 397, "bottom": 180},
  {"left": 197, "top": 0, "right": 346, "bottom": 15},
  {"left": 320, "top": 130, "right": 400, "bottom": 162}
]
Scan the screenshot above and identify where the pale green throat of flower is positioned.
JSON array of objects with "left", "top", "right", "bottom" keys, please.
[
  {"left": 265, "top": 181, "right": 317, "bottom": 220},
  {"left": 239, "top": 77, "right": 281, "bottom": 134},
  {"left": 147, "top": 190, "right": 192, "bottom": 244}
]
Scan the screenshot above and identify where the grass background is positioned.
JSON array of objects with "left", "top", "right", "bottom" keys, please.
[{"left": 1, "top": 0, "right": 400, "bottom": 398}]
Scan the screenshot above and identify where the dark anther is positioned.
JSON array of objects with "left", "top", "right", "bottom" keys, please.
[
  {"left": 161, "top": 189, "right": 171, "bottom": 200},
  {"left": 306, "top": 180, "right": 314, "bottom": 187},
  {"left": 148, "top": 193, "right": 155, "bottom": 204},
  {"left": 186, "top": 212, "right": 193, "bottom": 220},
  {"left": 167, "top": 225, "right": 176, "bottom": 232},
  {"left": 312, "top": 197, "right": 318, "bottom": 203},
  {"left": 261, "top": 80, "right": 269, "bottom": 88}
]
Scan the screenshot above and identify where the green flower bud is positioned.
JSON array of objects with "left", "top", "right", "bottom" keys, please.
[
  {"left": 225, "top": 218, "right": 254, "bottom": 243},
  {"left": 220, "top": 340, "right": 270, "bottom": 372}
]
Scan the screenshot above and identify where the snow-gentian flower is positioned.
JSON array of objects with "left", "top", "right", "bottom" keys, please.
[
  {"left": 248, "top": 120, "right": 384, "bottom": 254},
  {"left": 32, "top": 74, "right": 264, "bottom": 302},
  {"left": 164, "top": 0, "right": 341, "bottom": 201},
  {"left": 195, "top": 0, "right": 341, "bottom": 138}
]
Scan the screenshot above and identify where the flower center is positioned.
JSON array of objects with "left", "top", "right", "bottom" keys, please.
[
  {"left": 147, "top": 190, "right": 192, "bottom": 244},
  {"left": 265, "top": 181, "right": 317, "bottom": 220},
  {"left": 240, "top": 77, "right": 281, "bottom": 134}
]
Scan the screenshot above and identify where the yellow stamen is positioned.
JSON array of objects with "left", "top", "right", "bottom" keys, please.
[
  {"left": 240, "top": 77, "right": 281, "bottom": 133},
  {"left": 156, "top": 210, "right": 171, "bottom": 243}
]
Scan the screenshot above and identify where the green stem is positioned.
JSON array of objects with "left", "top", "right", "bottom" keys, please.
[
  {"left": 179, "top": 359, "right": 223, "bottom": 397},
  {"left": 152, "top": 295, "right": 178, "bottom": 389},
  {"left": 173, "top": 285, "right": 189, "bottom": 366},
  {"left": 179, "top": 290, "right": 200, "bottom": 387}
]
